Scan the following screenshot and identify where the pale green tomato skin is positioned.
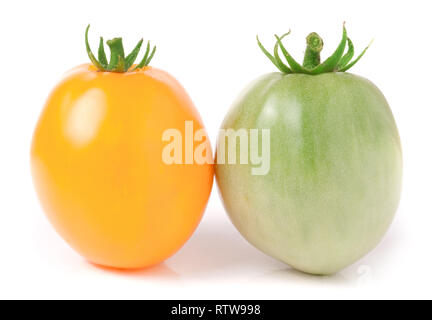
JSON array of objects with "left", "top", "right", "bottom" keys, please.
[{"left": 215, "top": 72, "right": 402, "bottom": 275}]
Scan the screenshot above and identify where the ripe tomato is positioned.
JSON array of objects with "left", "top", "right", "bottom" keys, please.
[
  {"left": 215, "top": 26, "right": 402, "bottom": 275},
  {"left": 31, "top": 28, "right": 213, "bottom": 269}
]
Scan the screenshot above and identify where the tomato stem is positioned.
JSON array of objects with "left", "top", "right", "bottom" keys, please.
[
  {"left": 257, "top": 23, "right": 371, "bottom": 75},
  {"left": 85, "top": 25, "right": 156, "bottom": 72},
  {"left": 303, "top": 33, "right": 323, "bottom": 69},
  {"left": 106, "top": 38, "right": 125, "bottom": 72}
]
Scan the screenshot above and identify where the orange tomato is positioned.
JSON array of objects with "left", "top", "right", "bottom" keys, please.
[{"left": 31, "top": 64, "right": 213, "bottom": 269}]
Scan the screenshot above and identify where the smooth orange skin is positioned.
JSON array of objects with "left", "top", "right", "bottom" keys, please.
[{"left": 31, "top": 64, "right": 213, "bottom": 269}]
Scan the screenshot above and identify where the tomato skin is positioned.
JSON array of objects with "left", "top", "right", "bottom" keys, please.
[
  {"left": 31, "top": 64, "right": 213, "bottom": 269},
  {"left": 215, "top": 72, "right": 402, "bottom": 275}
]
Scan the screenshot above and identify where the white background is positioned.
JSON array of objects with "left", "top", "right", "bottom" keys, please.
[{"left": 0, "top": 0, "right": 431, "bottom": 299}]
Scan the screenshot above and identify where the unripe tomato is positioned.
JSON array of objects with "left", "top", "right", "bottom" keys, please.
[{"left": 216, "top": 26, "right": 402, "bottom": 275}]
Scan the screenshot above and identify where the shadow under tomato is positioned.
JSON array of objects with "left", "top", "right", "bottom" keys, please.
[
  {"left": 165, "top": 211, "right": 289, "bottom": 278},
  {"left": 88, "top": 261, "right": 180, "bottom": 279},
  {"left": 257, "top": 266, "right": 349, "bottom": 285}
]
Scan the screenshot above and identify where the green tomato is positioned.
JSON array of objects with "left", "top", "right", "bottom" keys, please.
[{"left": 215, "top": 72, "right": 402, "bottom": 275}]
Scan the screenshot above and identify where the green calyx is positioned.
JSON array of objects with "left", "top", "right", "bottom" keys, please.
[
  {"left": 85, "top": 25, "right": 156, "bottom": 72},
  {"left": 257, "top": 23, "right": 373, "bottom": 75}
]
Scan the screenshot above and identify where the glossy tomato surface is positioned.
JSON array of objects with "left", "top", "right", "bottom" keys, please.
[
  {"left": 31, "top": 64, "right": 213, "bottom": 269},
  {"left": 215, "top": 72, "right": 402, "bottom": 275}
]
